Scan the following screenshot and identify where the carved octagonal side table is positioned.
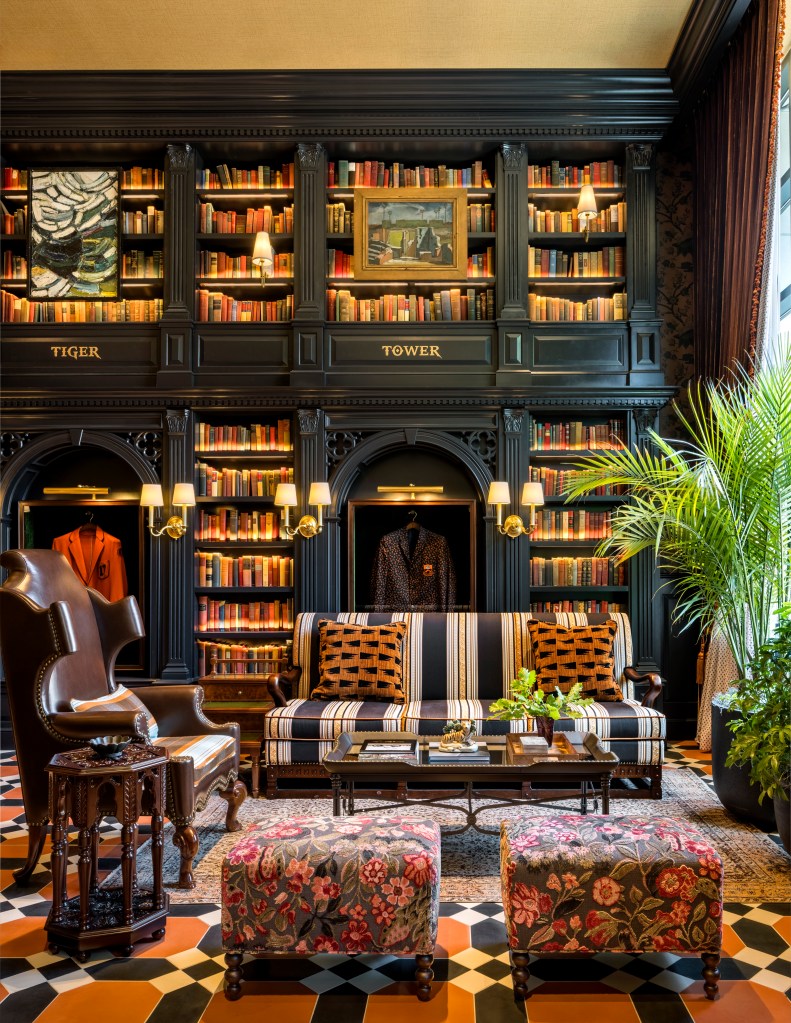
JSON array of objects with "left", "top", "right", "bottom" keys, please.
[{"left": 46, "top": 744, "right": 169, "bottom": 960}]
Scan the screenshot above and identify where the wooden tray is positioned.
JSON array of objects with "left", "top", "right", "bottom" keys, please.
[{"left": 505, "top": 731, "right": 588, "bottom": 765}]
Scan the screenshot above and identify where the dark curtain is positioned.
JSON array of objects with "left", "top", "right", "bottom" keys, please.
[{"left": 693, "top": 0, "right": 784, "bottom": 380}]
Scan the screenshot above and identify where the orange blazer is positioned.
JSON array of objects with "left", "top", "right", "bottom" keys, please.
[{"left": 52, "top": 525, "right": 129, "bottom": 601}]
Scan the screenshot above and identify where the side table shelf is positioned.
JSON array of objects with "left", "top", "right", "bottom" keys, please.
[{"left": 46, "top": 744, "right": 169, "bottom": 960}]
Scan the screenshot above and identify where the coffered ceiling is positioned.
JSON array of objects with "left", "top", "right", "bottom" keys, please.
[{"left": 2, "top": 0, "right": 698, "bottom": 71}]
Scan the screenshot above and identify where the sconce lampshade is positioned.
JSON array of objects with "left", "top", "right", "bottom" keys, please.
[
  {"left": 577, "top": 183, "right": 598, "bottom": 219},
  {"left": 252, "top": 231, "right": 274, "bottom": 276},
  {"left": 140, "top": 483, "right": 164, "bottom": 508},
  {"left": 172, "top": 482, "right": 196, "bottom": 507},
  {"left": 520, "top": 482, "right": 545, "bottom": 507},
  {"left": 308, "top": 482, "right": 332, "bottom": 506},
  {"left": 274, "top": 483, "right": 298, "bottom": 507},
  {"left": 487, "top": 481, "right": 511, "bottom": 505}
]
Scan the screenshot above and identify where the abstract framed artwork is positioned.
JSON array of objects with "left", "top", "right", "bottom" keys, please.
[
  {"left": 29, "top": 169, "right": 120, "bottom": 300},
  {"left": 353, "top": 187, "right": 467, "bottom": 281}
]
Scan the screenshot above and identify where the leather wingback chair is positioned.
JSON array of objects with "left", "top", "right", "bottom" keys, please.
[{"left": 0, "top": 548, "right": 246, "bottom": 889}]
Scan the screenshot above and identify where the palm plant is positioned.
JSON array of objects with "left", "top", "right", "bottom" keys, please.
[{"left": 562, "top": 346, "right": 791, "bottom": 677}]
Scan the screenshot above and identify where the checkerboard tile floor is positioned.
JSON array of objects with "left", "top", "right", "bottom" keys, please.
[{"left": 1, "top": 744, "right": 789, "bottom": 1022}]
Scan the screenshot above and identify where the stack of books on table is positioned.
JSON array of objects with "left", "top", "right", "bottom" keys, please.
[
  {"left": 427, "top": 742, "right": 491, "bottom": 764},
  {"left": 356, "top": 738, "right": 418, "bottom": 763}
]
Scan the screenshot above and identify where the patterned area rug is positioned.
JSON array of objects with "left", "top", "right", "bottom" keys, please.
[{"left": 115, "top": 766, "right": 791, "bottom": 904}]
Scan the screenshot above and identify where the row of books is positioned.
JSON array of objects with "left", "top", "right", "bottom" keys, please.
[
  {"left": 530, "top": 420, "right": 626, "bottom": 450},
  {"left": 197, "top": 203, "right": 294, "bottom": 236},
  {"left": 194, "top": 420, "right": 292, "bottom": 452},
  {"left": 195, "top": 508, "right": 284, "bottom": 542},
  {"left": 528, "top": 293, "right": 627, "bottom": 322},
  {"left": 527, "top": 162, "right": 624, "bottom": 188},
  {"left": 327, "top": 249, "right": 353, "bottom": 278},
  {"left": 196, "top": 640, "right": 292, "bottom": 677},
  {"left": 326, "top": 202, "right": 353, "bottom": 234},
  {"left": 530, "top": 557, "right": 628, "bottom": 587},
  {"left": 325, "top": 249, "right": 493, "bottom": 281},
  {"left": 529, "top": 600, "right": 626, "bottom": 612},
  {"left": 2, "top": 253, "right": 26, "bottom": 279},
  {"left": 195, "top": 290, "right": 293, "bottom": 322},
  {"left": 468, "top": 203, "right": 495, "bottom": 232},
  {"left": 194, "top": 552, "right": 294, "bottom": 589},
  {"left": 327, "top": 160, "right": 491, "bottom": 189},
  {"left": 531, "top": 510, "right": 612, "bottom": 541},
  {"left": 195, "top": 462, "right": 293, "bottom": 497},
  {"left": 2, "top": 292, "right": 163, "bottom": 322},
  {"left": 2, "top": 206, "right": 27, "bottom": 234},
  {"left": 527, "top": 466, "right": 624, "bottom": 497},
  {"left": 121, "top": 166, "right": 164, "bottom": 190},
  {"left": 122, "top": 250, "right": 164, "bottom": 278},
  {"left": 196, "top": 597, "right": 294, "bottom": 632},
  {"left": 2, "top": 167, "right": 29, "bottom": 190},
  {"left": 197, "top": 250, "right": 293, "bottom": 279},
  {"left": 528, "top": 246, "right": 625, "bottom": 279},
  {"left": 326, "top": 288, "right": 495, "bottom": 322},
  {"left": 468, "top": 248, "right": 494, "bottom": 277},
  {"left": 122, "top": 207, "right": 164, "bottom": 235},
  {"left": 529, "top": 202, "right": 627, "bottom": 235},
  {"left": 197, "top": 164, "right": 295, "bottom": 190}
]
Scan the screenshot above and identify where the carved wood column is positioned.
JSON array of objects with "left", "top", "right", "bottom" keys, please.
[
  {"left": 498, "top": 407, "right": 528, "bottom": 611},
  {"left": 158, "top": 408, "right": 192, "bottom": 679},
  {"left": 292, "top": 144, "right": 326, "bottom": 386},
  {"left": 630, "top": 404, "right": 662, "bottom": 675},
  {"left": 626, "top": 143, "right": 663, "bottom": 385},
  {"left": 496, "top": 144, "right": 528, "bottom": 320},
  {"left": 295, "top": 408, "right": 330, "bottom": 612},
  {"left": 159, "top": 144, "right": 195, "bottom": 388}
]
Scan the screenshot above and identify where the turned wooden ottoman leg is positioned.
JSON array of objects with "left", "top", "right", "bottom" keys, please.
[
  {"left": 702, "top": 952, "right": 720, "bottom": 1000},
  {"left": 415, "top": 953, "right": 434, "bottom": 1001},
  {"left": 511, "top": 950, "right": 530, "bottom": 1001},
  {"left": 224, "top": 951, "right": 244, "bottom": 1000}
]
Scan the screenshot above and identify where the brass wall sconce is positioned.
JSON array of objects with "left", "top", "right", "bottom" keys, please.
[
  {"left": 274, "top": 482, "right": 331, "bottom": 539},
  {"left": 577, "top": 183, "right": 598, "bottom": 243},
  {"left": 140, "top": 482, "right": 196, "bottom": 539},
  {"left": 252, "top": 231, "right": 274, "bottom": 285},
  {"left": 488, "top": 481, "right": 545, "bottom": 538}
]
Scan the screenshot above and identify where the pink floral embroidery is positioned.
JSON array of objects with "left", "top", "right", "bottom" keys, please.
[
  {"left": 382, "top": 875, "right": 415, "bottom": 907},
  {"left": 656, "top": 865, "right": 697, "bottom": 901},
  {"left": 592, "top": 876, "right": 623, "bottom": 907},
  {"left": 547, "top": 873, "right": 562, "bottom": 891},
  {"left": 371, "top": 893, "right": 396, "bottom": 926},
  {"left": 510, "top": 884, "right": 544, "bottom": 927},
  {"left": 341, "top": 920, "right": 374, "bottom": 952},
  {"left": 403, "top": 852, "right": 435, "bottom": 887},
  {"left": 285, "top": 857, "right": 315, "bottom": 893},
  {"left": 359, "top": 858, "right": 388, "bottom": 886},
  {"left": 313, "top": 935, "right": 340, "bottom": 953},
  {"left": 311, "top": 875, "right": 341, "bottom": 902}
]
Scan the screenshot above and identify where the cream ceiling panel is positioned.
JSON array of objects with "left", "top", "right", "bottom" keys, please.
[{"left": 1, "top": 0, "right": 695, "bottom": 71}]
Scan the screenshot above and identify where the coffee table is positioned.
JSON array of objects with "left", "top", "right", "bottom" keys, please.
[{"left": 323, "top": 730, "right": 619, "bottom": 834}]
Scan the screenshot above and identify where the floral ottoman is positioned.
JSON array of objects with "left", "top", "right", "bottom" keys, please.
[
  {"left": 221, "top": 814, "right": 441, "bottom": 1001},
  {"left": 500, "top": 815, "right": 723, "bottom": 1001}
]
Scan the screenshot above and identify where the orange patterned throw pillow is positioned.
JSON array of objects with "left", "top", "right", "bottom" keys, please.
[
  {"left": 312, "top": 620, "right": 408, "bottom": 702},
  {"left": 526, "top": 620, "right": 623, "bottom": 701}
]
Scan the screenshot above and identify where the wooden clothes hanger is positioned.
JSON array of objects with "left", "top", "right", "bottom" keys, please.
[
  {"left": 405, "top": 509, "right": 420, "bottom": 530},
  {"left": 79, "top": 510, "right": 97, "bottom": 533}
]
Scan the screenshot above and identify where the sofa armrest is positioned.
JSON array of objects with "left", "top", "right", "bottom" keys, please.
[
  {"left": 266, "top": 666, "right": 301, "bottom": 707},
  {"left": 623, "top": 666, "right": 663, "bottom": 707},
  {"left": 49, "top": 709, "right": 149, "bottom": 742},
  {"left": 137, "top": 683, "right": 239, "bottom": 741}
]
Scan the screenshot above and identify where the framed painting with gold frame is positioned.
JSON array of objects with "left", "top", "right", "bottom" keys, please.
[{"left": 353, "top": 187, "right": 467, "bottom": 281}]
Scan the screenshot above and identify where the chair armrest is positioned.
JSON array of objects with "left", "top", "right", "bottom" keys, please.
[
  {"left": 137, "top": 683, "right": 240, "bottom": 741},
  {"left": 266, "top": 666, "right": 301, "bottom": 707},
  {"left": 49, "top": 709, "right": 149, "bottom": 741},
  {"left": 623, "top": 666, "right": 663, "bottom": 707}
]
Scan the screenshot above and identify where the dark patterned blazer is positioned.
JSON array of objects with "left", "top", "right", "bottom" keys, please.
[{"left": 370, "top": 526, "right": 457, "bottom": 612}]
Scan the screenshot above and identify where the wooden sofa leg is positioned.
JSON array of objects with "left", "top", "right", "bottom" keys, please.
[
  {"left": 220, "top": 779, "right": 247, "bottom": 832},
  {"left": 511, "top": 950, "right": 530, "bottom": 1001},
  {"left": 224, "top": 951, "right": 244, "bottom": 1000},
  {"left": 702, "top": 952, "right": 720, "bottom": 1000},
  {"left": 173, "top": 824, "right": 199, "bottom": 889},
  {"left": 415, "top": 953, "right": 433, "bottom": 1001},
  {"left": 14, "top": 823, "right": 48, "bottom": 886}
]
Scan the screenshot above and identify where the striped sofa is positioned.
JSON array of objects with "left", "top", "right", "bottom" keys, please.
[{"left": 263, "top": 612, "right": 665, "bottom": 799}]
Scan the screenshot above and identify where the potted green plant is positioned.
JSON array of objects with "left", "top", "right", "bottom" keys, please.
[
  {"left": 562, "top": 345, "right": 791, "bottom": 820},
  {"left": 489, "top": 667, "right": 594, "bottom": 743},
  {"left": 725, "top": 604, "right": 791, "bottom": 853}
]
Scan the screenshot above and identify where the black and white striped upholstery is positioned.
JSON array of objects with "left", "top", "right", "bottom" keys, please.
[{"left": 262, "top": 611, "right": 665, "bottom": 771}]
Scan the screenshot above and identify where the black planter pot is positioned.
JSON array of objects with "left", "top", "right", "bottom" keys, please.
[
  {"left": 772, "top": 792, "right": 791, "bottom": 855},
  {"left": 710, "top": 699, "right": 777, "bottom": 828}
]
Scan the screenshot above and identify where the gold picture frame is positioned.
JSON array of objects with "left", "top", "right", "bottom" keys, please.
[{"left": 353, "top": 187, "right": 467, "bottom": 281}]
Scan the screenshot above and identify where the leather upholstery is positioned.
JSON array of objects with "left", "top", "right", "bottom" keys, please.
[{"left": 0, "top": 548, "right": 246, "bottom": 888}]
